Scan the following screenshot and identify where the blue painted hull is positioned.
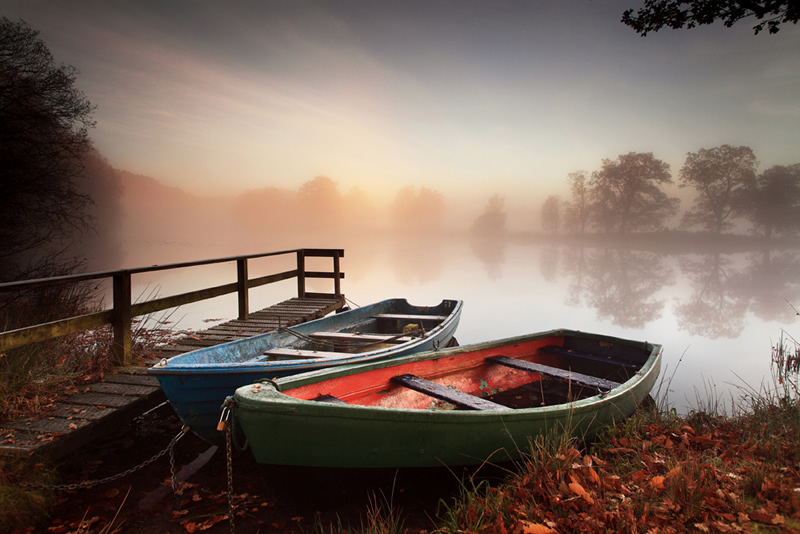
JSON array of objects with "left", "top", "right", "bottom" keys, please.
[{"left": 148, "top": 298, "right": 462, "bottom": 443}]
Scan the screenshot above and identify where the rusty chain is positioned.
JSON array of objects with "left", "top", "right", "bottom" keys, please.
[{"left": 21, "top": 425, "right": 190, "bottom": 491}]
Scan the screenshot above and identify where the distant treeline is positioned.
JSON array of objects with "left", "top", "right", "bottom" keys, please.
[{"left": 523, "top": 148, "right": 799, "bottom": 239}]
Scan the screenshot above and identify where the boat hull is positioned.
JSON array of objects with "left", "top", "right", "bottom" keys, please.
[
  {"left": 233, "top": 329, "right": 661, "bottom": 468},
  {"left": 149, "top": 298, "right": 462, "bottom": 443}
]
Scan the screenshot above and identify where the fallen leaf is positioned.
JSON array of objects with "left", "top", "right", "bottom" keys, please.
[
  {"left": 650, "top": 476, "right": 666, "bottom": 491},
  {"left": 519, "top": 521, "right": 556, "bottom": 534},
  {"left": 587, "top": 466, "right": 601, "bottom": 485},
  {"left": 749, "top": 511, "right": 773, "bottom": 523},
  {"left": 569, "top": 482, "right": 594, "bottom": 505}
]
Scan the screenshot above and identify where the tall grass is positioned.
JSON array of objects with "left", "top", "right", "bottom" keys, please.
[
  {"left": 1, "top": 281, "right": 185, "bottom": 421},
  {"left": 0, "top": 268, "right": 104, "bottom": 420}
]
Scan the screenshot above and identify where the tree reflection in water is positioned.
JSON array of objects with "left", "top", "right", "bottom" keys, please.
[
  {"left": 740, "top": 250, "right": 800, "bottom": 323},
  {"left": 674, "top": 254, "right": 748, "bottom": 339},
  {"left": 562, "top": 247, "right": 674, "bottom": 329},
  {"left": 469, "top": 234, "right": 506, "bottom": 281}
]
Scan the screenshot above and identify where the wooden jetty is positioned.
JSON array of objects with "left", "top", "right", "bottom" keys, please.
[
  {"left": 0, "top": 248, "right": 345, "bottom": 460},
  {"left": 0, "top": 296, "right": 344, "bottom": 459}
]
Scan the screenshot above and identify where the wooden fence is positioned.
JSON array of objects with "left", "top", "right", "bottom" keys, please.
[{"left": 0, "top": 248, "right": 344, "bottom": 365}]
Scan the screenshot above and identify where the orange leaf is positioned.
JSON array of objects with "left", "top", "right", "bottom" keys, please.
[
  {"left": 569, "top": 482, "right": 594, "bottom": 505},
  {"left": 519, "top": 521, "right": 556, "bottom": 534},
  {"left": 650, "top": 476, "right": 665, "bottom": 491},
  {"left": 666, "top": 466, "right": 682, "bottom": 479},
  {"left": 748, "top": 512, "right": 773, "bottom": 523},
  {"left": 587, "top": 466, "right": 601, "bottom": 485},
  {"left": 583, "top": 454, "right": 593, "bottom": 467}
]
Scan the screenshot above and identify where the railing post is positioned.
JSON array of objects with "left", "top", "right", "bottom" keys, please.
[
  {"left": 296, "top": 250, "right": 306, "bottom": 298},
  {"left": 237, "top": 258, "right": 249, "bottom": 320},
  {"left": 333, "top": 251, "right": 341, "bottom": 297},
  {"left": 112, "top": 271, "right": 132, "bottom": 366}
]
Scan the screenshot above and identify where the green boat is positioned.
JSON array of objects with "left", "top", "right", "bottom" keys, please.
[{"left": 231, "top": 329, "right": 662, "bottom": 468}]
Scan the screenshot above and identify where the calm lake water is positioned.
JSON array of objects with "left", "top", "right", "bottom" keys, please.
[{"left": 117, "top": 235, "right": 800, "bottom": 414}]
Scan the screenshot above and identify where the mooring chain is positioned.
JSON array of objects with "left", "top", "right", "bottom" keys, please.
[
  {"left": 21, "top": 425, "right": 190, "bottom": 491},
  {"left": 170, "top": 429, "right": 181, "bottom": 509},
  {"left": 218, "top": 398, "right": 237, "bottom": 534}
]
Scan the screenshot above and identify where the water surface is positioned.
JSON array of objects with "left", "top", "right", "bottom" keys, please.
[{"left": 119, "top": 235, "right": 800, "bottom": 413}]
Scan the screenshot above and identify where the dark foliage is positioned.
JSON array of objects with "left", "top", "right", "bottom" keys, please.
[
  {"left": 622, "top": 0, "right": 800, "bottom": 35},
  {"left": 0, "top": 17, "right": 95, "bottom": 281},
  {"left": 678, "top": 145, "right": 758, "bottom": 234},
  {"left": 589, "top": 152, "right": 678, "bottom": 233},
  {"left": 744, "top": 164, "right": 800, "bottom": 239}
]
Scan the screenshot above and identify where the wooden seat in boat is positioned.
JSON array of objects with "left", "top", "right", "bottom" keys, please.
[
  {"left": 391, "top": 374, "right": 512, "bottom": 411},
  {"left": 486, "top": 355, "right": 622, "bottom": 391}
]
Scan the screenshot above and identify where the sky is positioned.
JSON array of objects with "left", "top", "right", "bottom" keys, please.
[{"left": 2, "top": 0, "right": 799, "bottom": 203}]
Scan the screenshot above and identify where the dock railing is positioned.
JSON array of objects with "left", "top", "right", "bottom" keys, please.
[{"left": 0, "top": 248, "right": 344, "bottom": 366}]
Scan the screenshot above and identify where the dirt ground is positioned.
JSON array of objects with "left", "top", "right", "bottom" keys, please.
[{"left": 29, "top": 403, "right": 490, "bottom": 533}]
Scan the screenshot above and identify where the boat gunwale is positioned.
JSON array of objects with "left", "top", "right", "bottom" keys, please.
[
  {"left": 233, "top": 328, "right": 663, "bottom": 419},
  {"left": 148, "top": 298, "right": 463, "bottom": 375}
]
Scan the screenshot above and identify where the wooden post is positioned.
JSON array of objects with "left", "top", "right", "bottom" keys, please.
[
  {"left": 333, "top": 251, "right": 341, "bottom": 297},
  {"left": 296, "top": 250, "right": 306, "bottom": 298},
  {"left": 237, "top": 258, "right": 249, "bottom": 320},
  {"left": 112, "top": 271, "right": 132, "bottom": 366}
]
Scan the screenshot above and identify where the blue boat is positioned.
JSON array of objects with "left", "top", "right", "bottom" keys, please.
[{"left": 148, "top": 298, "right": 463, "bottom": 443}]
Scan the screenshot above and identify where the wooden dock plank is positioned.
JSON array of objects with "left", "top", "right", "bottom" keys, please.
[
  {"left": 86, "top": 382, "right": 160, "bottom": 396},
  {"left": 10, "top": 417, "right": 92, "bottom": 434},
  {"left": 48, "top": 404, "right": 112, "bottom": 421},
  {"left": 102, "top": 374, "right": 160, "bottom": 387}
]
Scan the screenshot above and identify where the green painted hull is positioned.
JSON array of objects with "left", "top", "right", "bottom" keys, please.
[{"left": 233, "top": 329, "right": 662, "bottom": 468}]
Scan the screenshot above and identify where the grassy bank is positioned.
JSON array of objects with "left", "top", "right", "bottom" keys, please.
[
  {"left": 426, "top": 334, "right": 800, "bottom": 534},
  {"left": 430, "top": 398, "right": 799, "bottom": 533},
  {"left": 3, "top": 328, "right": 799, "bottom": 533}
]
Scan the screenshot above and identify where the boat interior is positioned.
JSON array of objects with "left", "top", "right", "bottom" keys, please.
[
  {"left": 285, "top": 335, "right": 652, "bottom": 410},
  {"left": 254, "top": 313, "right": 449, "bottom": 361}
]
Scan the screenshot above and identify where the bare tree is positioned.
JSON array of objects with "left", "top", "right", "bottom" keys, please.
[
  {"left": 679, "top": 145, "right": 757, "bottom": 234},
  {"left": 296, "top": 175, "right": 344, "bottom": 230},
  {"left": 0, "top": 17, "right": 95, "bottom": 279},
  {"left": 565, "top": 170, "right": 591, "bottom": 234},
  {"left": 390, "top": 186, "right": 445, "bottom": 231},
  {"left": 541, "top": 195, "right": 561, "bottom": 234},
  {"left": 589, "top": 152, "right": 678, "bottom": 233},
  {"left": 743, "top": 164, "right": 800, "bottom": 239},
  {"left": 471, "top": 194, "right": 507, "bottom": 236}
]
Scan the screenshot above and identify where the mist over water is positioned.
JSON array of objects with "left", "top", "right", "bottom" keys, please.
[{"left": 109, "top": 228, "right": 800, "bottom": 415}]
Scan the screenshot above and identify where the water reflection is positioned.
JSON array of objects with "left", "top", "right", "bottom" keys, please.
[
  {"left": 740, "top": 250, "right": 800, "bottom": 322},
  {"left": 389, "top": 238, "right": 445, "bottom": 284},
  {"left": 469, "top": 235, "right": 506, "bottom": 280},
  {"left": 539, "top": 245, "right": 559, "bottom": 283},
  {"left": 674, "top": 254, "right": 747, "bottom": 339},
  {"left": 562, "top": 248, "right": 674, "bottom": 329},
  {"left": 562, "top": 246, "right": 590, "bottom": 308}
]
